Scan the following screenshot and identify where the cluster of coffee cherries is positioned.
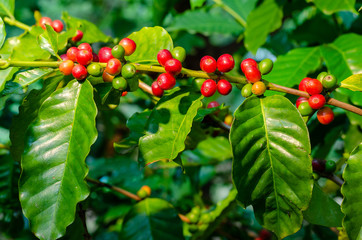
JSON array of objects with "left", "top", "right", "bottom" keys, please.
[
  {"left": 136, "top": 185, "right": 151, "bottom": 199},
  {"left": 59, "top": 37, "right": 137, "bottom": 95},
  {"left": 196, "top": 54, "right": 235, "bottom": 97},
  {"left": 151, "top": 47, "right": 186, "bottom": 97},
  {"left": 312, "top": 159, "right": 337, "bottom": 179},
  {"left": 296, "top": 72, "right": 337, "bottom": 125},
  {"left": 186, "top": 206, "right": 214, "bottom": 234},
  {"left": 39, "top": 16, "right": 64, "bottom": 33},
  {"left": 240, "top": 58, "right": 273, "bottom": 98}
]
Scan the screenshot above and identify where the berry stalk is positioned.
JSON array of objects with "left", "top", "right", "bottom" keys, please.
[{"left": 3, "top": 16, "right": 31, "bottom": 31}]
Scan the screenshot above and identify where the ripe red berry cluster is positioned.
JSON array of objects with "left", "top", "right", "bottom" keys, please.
[
  {"left": 312, "top": 159, "right": 337, "bottom": 174},
  {"left": 240, "top": 58, "right": 273, "bottom": 98},
  {"left": 200, "top": 54, "right": 235, "bottom": 74},
  {"left": 39, "top": 16, "right": 64, "bottom": 33},
  {"left": 152, "top": 47, "right": 186, "bottom": 97},
  {"left": 59, "top": 37, "right": 137, "bottom": 94},
  {"left": 296, "top": 73, "right": 337, "bottom": 125}
]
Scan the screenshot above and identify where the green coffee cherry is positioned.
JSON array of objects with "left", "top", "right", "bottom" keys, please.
[
  {"left": 199, "top": 213, "right": 211, "bottom": 224},
  {"left": 192, "top": 78, "right": 206, "bottom": 92},
  {"left": 111, "top": 45, "right": 125, "bottom": 59},
  {"left": 122, "top": 64, "right": 136, "bottom": 79},
  {"left": 112, "top": 77, "right": 128, "bottom": 90},
  {"left": 258, "top": 58, "right": 273, "bottom": 75},
  {"left": 322, "top": 74, "right": 337, "bottom": 89},
  {"left": 87, "top": 63, "right": 102, "bottom": 77},
  {"left": 317, "top": 71, "right": 328, "bottom": 82},
  {"left": 298, "top": 102, "right": 313, "bottom": 116},
  {"left": 241, "top": 83, "right": 253, "bottom": 98},
  {"left": 171, "top": 46, "right": 186, "bottom": 62},
  {"left": 325, "top": 160, "right": 336, "bottom": 173},
  {"left": 186, "top": 212, "right": 199, "bottom": 224}
]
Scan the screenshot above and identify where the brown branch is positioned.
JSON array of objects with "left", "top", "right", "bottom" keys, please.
[
  {"left": 138, "top": 80, "right": 153, "bottom": 95},
  {"left": 78, "top": 203, "right": 91, "bottom": 240},
  {"left": 327, "top": 98, "right": 362, "bottom": 116},
  {"left": 327, "top": 174, "right": 344, "bottom": 187}
]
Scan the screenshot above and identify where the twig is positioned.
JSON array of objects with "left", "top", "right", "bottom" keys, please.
[
  {"left": 3, "top": 17, "right": 31, "bottom": 31},
  {"left": 78, "top": 203, "right": 91, "bottom": 240},
  {"left": 327, "top": 174, "right": 344, "bottom": 187}
]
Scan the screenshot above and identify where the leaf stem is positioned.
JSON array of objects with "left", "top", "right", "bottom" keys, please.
[
  {"left": 3, "top": 17, "right": 31, "bottom": 31},
  {"left": 212, "top": 0, "right": 247, "bottom": 28}
]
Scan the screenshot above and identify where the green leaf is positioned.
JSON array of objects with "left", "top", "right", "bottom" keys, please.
[
  {"left": 303, "top": 183, "right": 344, "bottom": 227},
  {"left": 341, "top": 142, "right": 362, "bottom": 240},
  {"left": 320, "top": 34, "right": 362, "bottom": 81},
  {"left": 62, "top": 12, "right": 111, "bottom": 44},
  {"left": 244, "top": 0, "right": 283, "bottom": 54},
  {"left": 12, "top": 32, "right": 51, "bottom": 61},
  {"left": 340, "top": 74, "right": 362, "bottom": 92},
  {"left": 19, "top": 80, "right": 97, "bottom": 240},
  {"left": 190, "top": 0, "right": 206, "bottom": 9},
  {"left": 167, "top": 8, "right": 243, "bottom": 36},
  {"left": 139, "top": 87, "right": 203, "bottom": 165},
  {"left": 230, "top": 96, "right": 313, "bottom": 238},
  {"left": 0, "top": 36, "right": 20, "bottom": 92},
  {"left": 9, "top": 74, "right": 63, "bottom": 162},
  {"left": 120, "top": 198, "right": 184, "bottom": 240},
  {"left": 38, "top": 25, "right": 60, "bottom": 59},
  {"left": 196, "top": 136, "right": 232, "bottom": 162},
  {"left": 0, "top": 0, "right": 14, "bottom": 18},
  {"left": 221, "top": 0, "right": 258, "bottom": 25},
  {"left": 0, "top": 17, "right": 5, "bottom": 49},
  {"left": 126, "top": 26, "right": 173, "bottom": 64},
  {"left": 0, "top": 67, "right": 18, "bottom": 93},
  {"left": 13, "top": 68, "right": 54, "bottom": 88},
  {"left": 152, "top": 0, "right": 177, "bottom": 25},
  {"left": 309, "top": 0, "right": 357, "bottom": 14},
  {"left": 264, "top": 47, "right": 321, "bottom": 90}
]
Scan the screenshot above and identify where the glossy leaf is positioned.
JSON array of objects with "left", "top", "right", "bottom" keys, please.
[
  {"left": 320, "top": 34, "right": 362, "bottom": 81},
  {"left": 139, "top": 87, "right": 203, "bottom": 165},
  {"left": 0, "top": 36, "right": 20, "bottom": 92},
  {"left": 303, "top": 183, "right": 344, "bottom": 227},
  {"left": 9, "top": 74, "right": 63, "bottom": 162},
  {"left": 13, "top": 68, "right": 54, "bottom": 87},
  {"left": 230, "top": 96, "right": 313, "bottom": 238},
  {"left": 222, "top": 0, "right": 258, "bottom": 25},
  {"left": 0, "top": 0, "right": 14, "bottom": 18},
  {"left": 38, "top": 25, "right": 60, "bottom": 59},
  {"left": 244, "top": 0, "right": 283, "bottom": 54},
  {"left": 341, "top": 142, "right": 362, "bottom": 240},
  {"left": 264, "top": 47, "right": 321, "bottom": 89},
  {"left": 120, "top": 198, "right": 184, "bottom": 240},
  {"left": 19, "top": 80, "right": 97, "bottom": 240},
  {"left": 0, "top": 17, "right": 5, "bottom": 49},
  {"left": 167, "top": 8, "right": 243, "bottom": 36},
  {"left": 309, "top": 0, "right": 357, "bottom": 14},
  {"left": 340, "top": 74, "right": 362, "bottom": 92},
  {"left": 62, "top": 12, "right": 111, "bottom": 43},
  {"left": 126, "top": 26, "right": 173, "bottom": 64},
  {"left": 12, "top": 32, "right": 51, "bottom": 61}
]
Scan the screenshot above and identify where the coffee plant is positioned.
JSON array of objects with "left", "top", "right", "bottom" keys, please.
[{"left": 0, "top": 0, "right": 361, "bottom": 239}]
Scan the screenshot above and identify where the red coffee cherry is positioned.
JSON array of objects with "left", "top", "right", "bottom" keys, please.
[
  {"left": 217, "top": 54, "right": 235, "bottom": 73},
  {"left": 317, "top": 107, "right": 334, "bottom": 125},
  {"left": 200, "top": 56, "right": 217, "bottom": 73},
  {"left": 98, "top": 47, "right": 113, "bottom": 63},
  {"left": 72, "top": 64, "right": 88, "bottom": 80},
  {"left": 92, "top": 53, "right": 99, "bottom": 62},
  {"left": 102, "top": 70, "right": 114, "bottom": 82},
  {"left": 201, "top": 79, "right": 217, "bottom": 97},
  {"left": 240, "top": 58, "right": 258, "bottom": 73},
  {"left": 298, "top": 77, "right": 312, "bottom": 92},
  {"left": 296, "top": 97, "right": 308, "bottom": 108},
  {"left": 164, "top": 58, "right": 182, "bottom": 75},
  {"left": 72, "top": 30, "right": 83, "bottom": 42},
  {"left": 66, "top": 47, "right": 79, "bottom": 62},
  {"left": 51, "top": 20, "right": 64, "bottom": 33},
  {"left": 39, "top": 17, "right": 52, "bottom": 30},
  {"left": 119, "top": 38, "right": 136, "bottom": 56},
  {"left": 308, "top": 94, "right": 326, "bottom": 109},
  {"left": 312, "top": 159, "right": 325, "bottom": 172},
  {"left": 59, "top": 60, "right": 74, "bottom": 75},
  {"left": 157, "top": 73, "right": 176, "bottom": 90},
  {"left": 305, "top": 78, "right": 323, "bottom": 95},
  {"left": 244, "top": 66, "right": 261, "bottom": 83},
  {"left": 207, "top": 101, "right": 220, "bottom": 108},
  {"left": 217, "top": 79, "right": 232, "bottom": 95},
  {"left": 60, "top": 54, "right": 69, "bottom": 61},
  {"left": 121, "top": 91, "right": 128, "bottom": 97},
  {"left": 151, "top": 81, "right": 164, "bottom": 97},
  {"left": 105, "top": 58, "right": 122, "bottom": 75},
  {"left": 252, "top": 81, "right": 266, "bottom": 95},
  {"left": 76, "top": 50, "right": 93, "bottom": 66},
  {"left": 157, "top": 49, "right": 173, "bottom": 67},
  {"left": 78, "top": 43, "right": 92, "bottom": 53}
]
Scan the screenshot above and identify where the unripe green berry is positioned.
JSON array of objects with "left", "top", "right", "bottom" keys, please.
[
  {"left": 112, "top": 77, "right": 128, "bottom": 91},
  {"left": 199, "top": 213, "right": 211, "bottom": 224},
  {"left": 186, "top": 212, "right": 199, "bottom": 224},
  {"left": 111, "top": 45, "right": 125, "bottom": 59},
  {"left": 325, "top": 160, "right": 336, "bottom": 173},
  {"left": 122, "top": 64, "right": 136, "bottom": 79},
  {"left": 241, "top": 83, "right": 252, "bottom": 98},
  {"left": 171, "top": 46, "right": 186, "bottom": 62},
  {"left": 317, "top": 71, "right": 328, "bottom": 82},
  {"left": 322, "top": 74, "right": 337, "bottom": 89},
  {"left": 192, "top": 78, "right": 206, "bottom": 92},
  {"left": 298, "top": 101, "right": 313, "bottom": 116},
  {"left": 87, "top": 63, "right": 102, "bottom": 77},
  {"left": 258, "top": 58, "right": 273, "bottom": 75}
]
